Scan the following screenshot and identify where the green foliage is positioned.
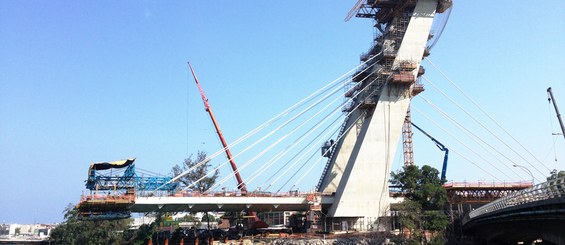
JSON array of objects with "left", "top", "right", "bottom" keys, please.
[
  {"left": 201, "top": 213, "right": 216, "bottom": 222},
  {"left": 131, "top": 223, "right": 156, "bottom": 245},
  {"left": 172, "top": 151, "right": 219, "bottom": 192},
  {"left": 177, "top": 214, "right": 198, "bottom": 222},
  {"left": 175, "top": 214, "right": 201, "bottom": 228},
  {"left": 49, "top": 204, "right": 133, "bottom": 245},
  {"left": 427, "top": 234, "right": 446, "bottom": 245},
  {"left": 391, "top": 165, "right": 449, "bottom": 244},
  {"left": 397, "top": 200, "right": 422, "bottom": 233},
  {"left": 391, "top": 165, "right": 447, "bottom": 210},
  {"left": 423, "top": 211, "right": 449, "bottom": 232},
  {"left": 170, "top": 227, "right": 186, "bottom": 244}
]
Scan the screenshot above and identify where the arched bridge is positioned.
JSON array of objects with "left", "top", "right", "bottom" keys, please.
[{"left": 462, "top": 176, "right": 565, "bottom": 244}]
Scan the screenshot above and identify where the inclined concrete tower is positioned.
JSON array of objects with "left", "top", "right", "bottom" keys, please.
[{"left": 317, "top": 0, "right": 453, "bottom": 230}]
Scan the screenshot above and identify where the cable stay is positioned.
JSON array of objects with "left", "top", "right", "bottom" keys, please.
[
  {"left": 176, "top": 64, "right": 379, "bottom": 192},
  {"left": 411, "top": 106, "right": 505, "bottom": 181},
  {"left": 204, "top": 78, "right": 347, "bottom": 189},
  {"left": 414, "top": 96, "right": 528, "bottom": 180},
  {"left": 420, "top": 75, "right": 546, "bottom": 178},
  {"left": 206, "top": 60, "right": 384, "bottom": 192},
  {"left": 210, "top": 95, "right": 339, "bottom": 191},
  {"left": 411, "top": 105, "right": 522, "bottom": 180},
  {"left": 280, "top": 77, "right": 387, "bottom": 193},
  {"left": 209, "top": 71, "right": 372, "bottom": 192},
  {"left": 258, "top": 111, "right": 345, "bottom": 191},
  {"left": 241, "top": 101, "right": 345, "bottom": 189},
  {"left": 424, "top": 57, "right": 552, "bottom": 173},
  {"left": 262, "top": 100, "right": 360, "bottom": 192},
  {"left": 229, "top": 63, "right": 383, "bottom": 191},
  {"left": 413, "top": 98, "right": 536, "bottom": 182},
  {"left": 422, "top": 76, "right": 545, "bottom": 177},
  {"left": 155, "top": 57, "right": 379, "bottom": 192},
  {"left": 186, "top": 58, "right": 383, "bottom": 192}
]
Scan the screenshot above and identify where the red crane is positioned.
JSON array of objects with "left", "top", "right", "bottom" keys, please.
[
  {"left": 188, "top": 63, "right": 268, "bottom": 229},
  {"left": 188, "top": 62, "right": 247, "bottom": 192}
]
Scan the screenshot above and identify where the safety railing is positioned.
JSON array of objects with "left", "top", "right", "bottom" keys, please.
[
  {"left": 468, "top": 176, "right": 565, "bottom": 219},
  {"left": 136, "top": 189, "right": 334, "bottom": 199}
]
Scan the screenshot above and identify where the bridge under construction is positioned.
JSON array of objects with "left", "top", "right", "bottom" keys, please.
[
  {"left": 76, "top": 1, "right": 565, "bottom": 241},
  {"left": 77, "top": 0, "right": 455, "bottom": 231}
]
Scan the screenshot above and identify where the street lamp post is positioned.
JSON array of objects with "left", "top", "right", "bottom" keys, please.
[{"left": 513, "top": 164, "right": 534, "bottom": 185}]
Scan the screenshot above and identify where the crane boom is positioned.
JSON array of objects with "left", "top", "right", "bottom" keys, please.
[
  {"left": 188, "top": 62, "right": 247, "bottom": 192},
  {"left": 411, "top": 123, "right": 449, "bottom": 182},
  {"left": 344, "top": 0, "right": 365, "bottom": 22},
  {"left": 547, "top": 87, "right": 565, "bottom": 140}
]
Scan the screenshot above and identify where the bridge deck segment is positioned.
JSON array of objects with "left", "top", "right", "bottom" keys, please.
[
  {"left": 131, "top": 195, "right": 335, "bottom": 213},
  {"left": 462, "top": 176, "right": 565, "bottom": 244}
]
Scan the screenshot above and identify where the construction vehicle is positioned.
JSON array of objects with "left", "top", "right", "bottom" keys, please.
[{"left": 411, "top": 123, "right": 449, "bottom": 182}]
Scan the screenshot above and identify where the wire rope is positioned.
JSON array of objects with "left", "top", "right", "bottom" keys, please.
[
  {"left": 412, "top": 107, "right": 503, "bottom": 181},
  {"left": 416, "top": 96, "right": 540, "bottom": 182},
  {"left": 155, "top": 58, "right": 376, "bottom": 191},
  {"left": 246, "top": 62, "right": 383, "bottom": 189},
  {"left": 547, "top": 93, "right": 559, "bottom": 165},
  {"left": 280, "top": 77, "right": 386, "bottom": 192},
  {"left": 267, "top": 69, "right": 385, "bottom": 191},
  {"left": 208, "top": 80, "right": 353, "bottom": 191},
  {"left": 193, "top": 58, "right": 383, "bottom": 191},
  {"left": 425, "top": 58, "right": 552, "bottom": 172},
  {"left": 411, "top": 105, "right": 517, "bottom": 180},
  {"left": 422, "top": 75, "right": 546, "bottom": 177}
]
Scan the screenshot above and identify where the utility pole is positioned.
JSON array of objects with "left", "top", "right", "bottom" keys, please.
[{"left": 547, "top": 87, "right": 565, "bottom": 140}]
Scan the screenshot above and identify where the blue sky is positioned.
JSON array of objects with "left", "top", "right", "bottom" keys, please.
[{"left": 1, "top": 1, "right": 564, "bottom": 224}]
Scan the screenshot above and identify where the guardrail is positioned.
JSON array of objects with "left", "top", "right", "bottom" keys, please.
[
  {"left": 135, "top": 189, "right": 335, "bottom": 199},
  {"left": 443, "top": 181, "right": 532, "bottom": 188},
  {"left": 468, "top": 176, "right": 565, "bottom": 219}
]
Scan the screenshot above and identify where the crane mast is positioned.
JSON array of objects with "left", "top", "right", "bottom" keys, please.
[
  {"left": 547, "top": 87, "right": 565, "bottom": 140},
  {"left": 188, "top": 62, "right": 247, "bottom": 192}
]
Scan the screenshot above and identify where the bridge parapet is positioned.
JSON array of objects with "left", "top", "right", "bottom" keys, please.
[{"left": 468, "top": 176, "right": 565, "bottom": 220}]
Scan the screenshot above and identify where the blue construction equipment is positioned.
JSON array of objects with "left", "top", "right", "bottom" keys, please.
[
  {"left": 78, "top": 158, "right": 178, "bottom": 220},
  {"left": 85, "top": 158, "right": 178, "bottom": 192},
  {"left": 411, "top": 123, "right": 449, "bottom": 182}
]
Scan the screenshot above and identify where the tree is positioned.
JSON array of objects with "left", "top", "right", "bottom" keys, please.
[
  {"left": 391, "top": 165, "right": 449, "bottom": 244},
  {"left": 172, "top": 151, "right": 219, "bottom": 192},
  {"left": 50, "top": 204, "right": 132, "bottom": 245},
  {"left": 391, "top": 165, "right": 447, "bottom": 210},
  {"left": 201, "top": 213, "right": 216, "bottom": 223}
]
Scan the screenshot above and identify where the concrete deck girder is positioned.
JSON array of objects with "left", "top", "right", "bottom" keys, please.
[{"left": 130, "top": 196, "right": 335, "bottom": 213}]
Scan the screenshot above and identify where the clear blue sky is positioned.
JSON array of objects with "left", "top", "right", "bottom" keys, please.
[{"left": 1, "top": 1, "right": 563, "bottom": 224}]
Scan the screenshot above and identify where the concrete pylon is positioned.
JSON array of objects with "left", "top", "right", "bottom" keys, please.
[{"left": 318, "top": 0, "right": 439, "bottom": 229}]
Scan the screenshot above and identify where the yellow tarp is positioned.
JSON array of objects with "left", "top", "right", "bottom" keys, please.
[{"left": 89, "top": 158, "right": 136, "bottom": 171}]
